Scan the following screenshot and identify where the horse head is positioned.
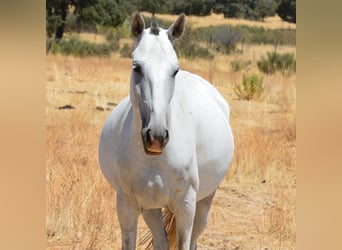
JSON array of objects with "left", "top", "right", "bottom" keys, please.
[{"left": 129, "top": 13, "right": 185, "bottom": 155}]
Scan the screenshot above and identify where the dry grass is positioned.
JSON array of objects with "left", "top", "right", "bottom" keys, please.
[
  {"left": 78, "top": 33, "right": 107, "bottom": 44},
  {"left": 46, "top": 41, "right": 295, "bottom": 249},
  {"left": 142, "top": 12, "right": 296, "bottom": 30}
]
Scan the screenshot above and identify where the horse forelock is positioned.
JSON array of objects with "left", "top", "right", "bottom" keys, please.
[{"left": 150, "top": 19, "right": 160, "bottom": 35}]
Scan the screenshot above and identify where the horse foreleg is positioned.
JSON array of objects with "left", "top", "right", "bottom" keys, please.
[
  {"left": 173, "top": 186, "right": 197, "bottom": 250},
  {"left": 190, "top": 190, "right": 216, "bottom": 250},
  {"left": 116, "top": 190, "right": 140, "bottom": 250},
  {"left": 142, "top": 208, "right": 168, "bottom": 249}
]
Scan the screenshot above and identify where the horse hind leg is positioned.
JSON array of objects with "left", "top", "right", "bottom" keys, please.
[
  {"left": 141, "top": 208, "right": 168, "bottom": 250},
  {"left": 190, "top": 190, "right": 217, "bottom": 250}
]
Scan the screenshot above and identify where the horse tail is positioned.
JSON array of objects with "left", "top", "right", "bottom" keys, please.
[
  {"left": 138, "top": 208, "right": 177, "bottom": 250},
  {"left": 164, "top": 207, "right": 177, "bottom": 249}
]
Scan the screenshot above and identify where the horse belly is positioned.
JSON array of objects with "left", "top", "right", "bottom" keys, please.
[
  {"left": 195, "top": 111, "right": 234, "bottom": 201},
  {"left": 174, "top": 71, "right": 234, "bottom": 201}
]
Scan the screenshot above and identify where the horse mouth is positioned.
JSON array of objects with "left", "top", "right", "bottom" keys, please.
[
  {"left": 144, "top": 146, "right": 163, "bottom": 155},
  {"left": 143, "top": 137, "right": 164, "bottom": 155}
]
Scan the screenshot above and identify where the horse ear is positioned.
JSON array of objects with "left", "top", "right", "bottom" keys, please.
[
  {"left": 131, "top": 12, "right": 145, "bottom": 38},
  {"left": 168, "top": 13, "right": 185, "bottom": 42}
]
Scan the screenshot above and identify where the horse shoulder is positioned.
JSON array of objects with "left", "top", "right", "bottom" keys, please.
[{"left": 99, "top": 96, "right": 132, "bottom": 190}]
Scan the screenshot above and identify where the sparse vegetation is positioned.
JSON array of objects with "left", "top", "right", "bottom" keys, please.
[
  {"left": 175, "top": 24, "right": 214, "bottom": 59},
  {"left": 231, "top": 59, "right": 252, "bottom": 72},
  {"left": 46, "top": 12, "right": 295, "bottom": 250},
  {"left": 234, "top": 73, "right": 264, "bottom": 100},
  {"left": 194, "top": 25, "right": 296, "bottom": 49},
  {"left": 176, "top": 43, "right": 214, "bottom": 59},
  {"left": 46, "top": 34, "right": 119, "bottom": 57},
  {"left": 257, "top": 51, "right": 296, "bottom": 75}
]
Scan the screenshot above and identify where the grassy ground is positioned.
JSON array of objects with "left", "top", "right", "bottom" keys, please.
[{"left": 46, "top": 14, "right": 296, "bottom": 250}]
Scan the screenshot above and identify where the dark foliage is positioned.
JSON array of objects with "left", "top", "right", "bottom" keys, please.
[
  {"left": 213, "top": 0, "right": 278, "bottom": 21},
  {"left": 277, "top": 0, "right": 296, "bottom": 23}
]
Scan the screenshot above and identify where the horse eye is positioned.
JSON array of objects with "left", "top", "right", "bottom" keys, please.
[
  {"left": 173, "top": 69, "right": 179, "bottom": 77},
  {"left": 133, "top": 65, "right": 142, "bottom": 73}
]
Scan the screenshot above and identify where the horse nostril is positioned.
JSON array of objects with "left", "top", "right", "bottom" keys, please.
[
  {"left": 146, "top": 129, "right": 152, "bottom": 144},
  {"left": 142, "top": 128, "right": 169, "bottom": 149},
  {"left": 165, "top": 130, "right": 169, "bottom": 141}
]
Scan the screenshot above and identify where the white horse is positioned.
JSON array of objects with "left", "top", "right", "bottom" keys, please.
[{"left": 99, "top": 13, "right": 234, "bottom": 250}]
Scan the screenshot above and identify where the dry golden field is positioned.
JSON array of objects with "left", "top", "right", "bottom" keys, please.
[{"left": 46, "top": 17, "right": 296, "bottom": 249}]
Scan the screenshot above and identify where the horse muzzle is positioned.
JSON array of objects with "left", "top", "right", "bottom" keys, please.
[{"left": 141, "top": 128, "right": 169, "bottom": 155}]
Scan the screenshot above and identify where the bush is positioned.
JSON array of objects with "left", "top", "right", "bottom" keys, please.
[
  {"left": 194, "top": 25, "right": 296, "bottom": 48},
  {"left": 174, "top": 24, "right": 214, "bottom": 59},
  {"left": 104, "top": 24, "right": 131, "bottom": 42},
  {"left": 231, "top": 59, "right": 252, "bottom": 72},
  {"left": 257, "top": 52, "right": 296, "bottom": 75},
  {"left": 176, "top": 43, "right": 213, "bottom": 60},
  {"left": 193, "top": 25, "right": 240, "bottom": 54},
  {"left": 234, "top": 73, "right": 264, "bottom": 100},
  {"left": 211, "top": 26, "right": 240, "bottom": 54},
  {"left": 46, "top": 34, "right": 119, "bottom": 57}
]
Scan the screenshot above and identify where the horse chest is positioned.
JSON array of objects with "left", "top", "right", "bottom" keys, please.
[
  {"left": 118, "top": 159, "right": 191, "bottom": 209},
  {"left": 133, "top": 173, "right": 170, "bottom": 209}
]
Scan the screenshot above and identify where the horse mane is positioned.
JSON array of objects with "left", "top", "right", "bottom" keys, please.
[{"left": 138, "top": 208, "right": 177, "bottom": 249}]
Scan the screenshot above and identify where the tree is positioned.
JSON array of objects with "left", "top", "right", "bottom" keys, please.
[
  {"left": 276, "top": 0, "right": 296, "bottom": 23},
  {"left": 224, "top": 0, "right": 246, "bottom": 18},
  {"left": 173, "top": 0, "right": 212, "bottom": 16},
  {"left": 46, "top": 8, "right": 63, "bottom": 38},
  {"left": 213, "top": 0, "right": 278, "bottom": 21},
  {"left": 74, "top": 0, "right": 127, "bottom": 32},
  {"left": 46, "top": 0, "right": 128, "bottom": 39},
  {"left": 255, "top": 0, "right": 277, "bottom": 21},
  {"left": 137, "top": 0, "right": 173, "bottom": 15},
  {"left": 46, "top": 0, "right": 74, "bottom": 39}
]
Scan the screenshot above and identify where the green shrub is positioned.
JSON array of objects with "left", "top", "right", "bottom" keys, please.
[
  {"left": 231, "top": 59, "right": 252, "bottom": 72},
  {"left": 257, "top": 52, "right": 296, "bottom": 75},
  {"left": 234, "top": 73, "right": 264, "bottom": 100}
]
